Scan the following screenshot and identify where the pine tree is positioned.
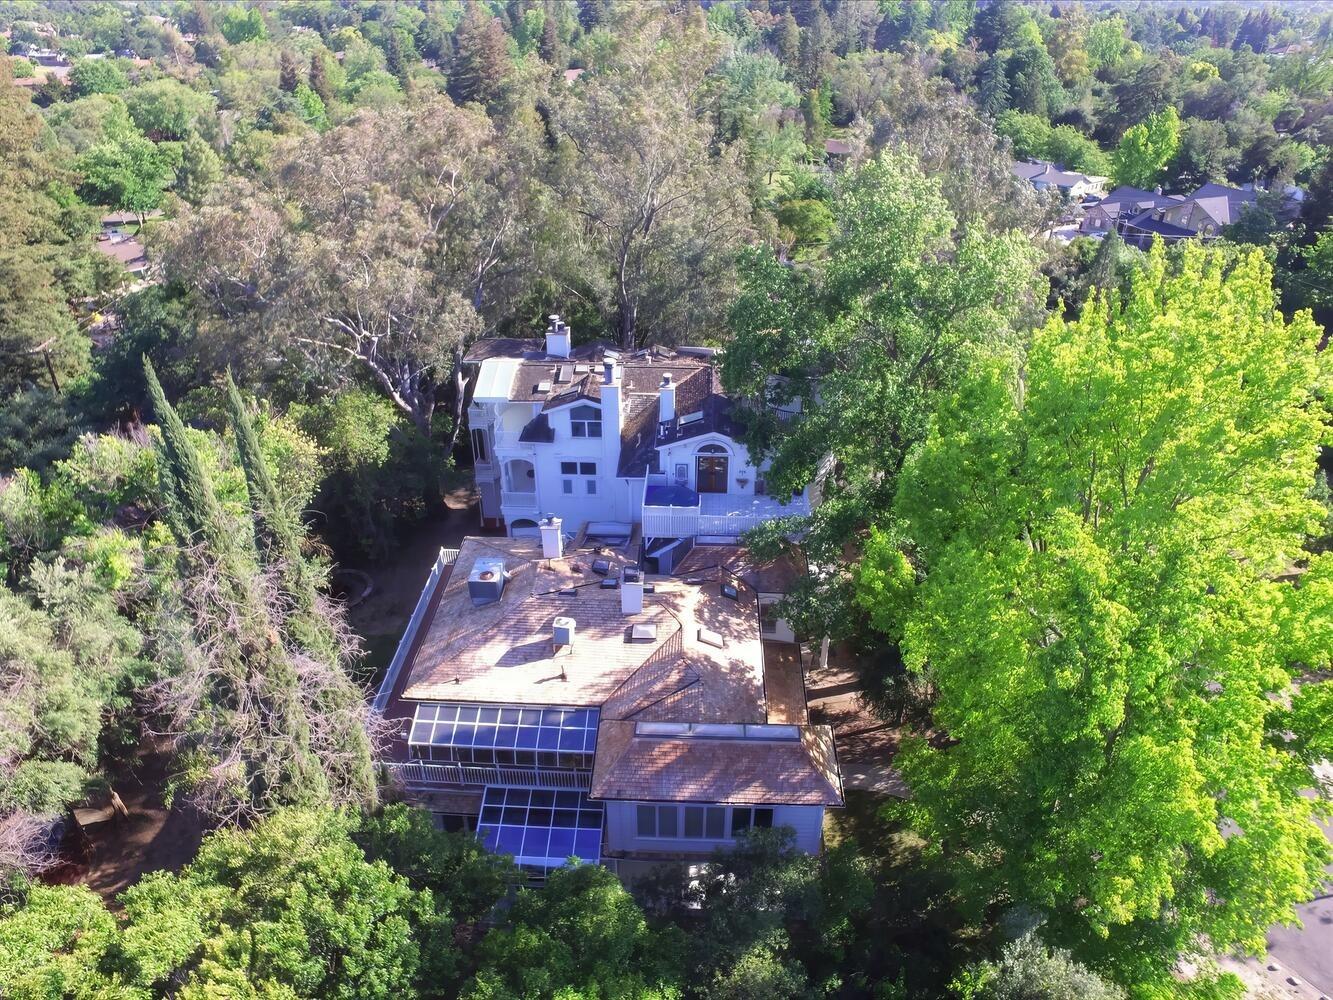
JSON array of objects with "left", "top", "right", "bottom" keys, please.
[
  {"left": 978, "top": 54, "right": 1010, "bottom": 117},
  {"left": 774, "top": 13, "right": 800, "bottom": 71},
  {"left": 539, "top": 3, "right": 560, "bottom": 64},
  {"left": 308, "top": 52, "right": 332, "bottom": 106},
  {"left": 384, "top": 30, "right": 407, "bottom": 87},
  {"left": 797, "top": 5, "right": 832, "bottom": 91},
  {"left": 449, "top": 6, "right": 512, "bottom": 106},
  {"left": 279, "top": 49, "right": 299, "bottom": 93}
]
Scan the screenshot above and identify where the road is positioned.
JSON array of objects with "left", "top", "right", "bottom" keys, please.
[{"left": 1251, "top": 814, "right": 1333, "bottom": 999}]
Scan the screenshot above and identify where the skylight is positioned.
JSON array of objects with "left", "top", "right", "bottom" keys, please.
[{"left": 477, "top": 786, "right": 604, "bottom": 872}]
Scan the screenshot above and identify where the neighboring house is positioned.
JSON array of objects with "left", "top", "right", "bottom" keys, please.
[
  {"left": 464, "top": 318, "right": 813, "bottom": 549},
  {"left": 1079, "top": 185, "right": 1183, "bottom": 236},
  {"left": 374, "top": 527, "right": 842, "bottom": 880},
  {"left": 1012, "top": 159, "right": 1108, "bottom": 200},
  {"left": 94, "top": 232, "right": 148, "bottom": 276},
  {"left": 1157, "top": 182, "right": 1259, "bottom": 237}
]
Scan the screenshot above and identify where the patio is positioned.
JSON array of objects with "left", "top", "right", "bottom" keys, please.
[{"left": 641, "top": 486, "right": 810, "bottom": 538}]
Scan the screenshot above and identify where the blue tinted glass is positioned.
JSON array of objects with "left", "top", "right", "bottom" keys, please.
[
  {"left": 583, "top": 730, "right": 598, "bottom": 752},
  {"left": 430, "top": 724, "right": 456, "bottom": 745},
  {"left": 529, "top": 790, "right": 555, "bottom": 807},
  {"left": 436, "top": 705, "right": 459, "bottom": 722},
  {"left": 558, "top": 729, "right": 583, "bottom": 750},
  {"left": 503, "top": 788, "right": 530, "bottom": 807},
  {"left": 494, "top": 726, "right": 518, "bottom": 748},
  {"left": 496, "top": 827, "right": 525, "bottom": 854},
  {"left": 513, "top": 749, "right": 536, "bottom": 766},
  {"left": 537, "top": 728, "right": 561, "bottom": 749},
  {"left": 456, "top": 706, "right": 479, "bottom": 723},
  {"left": 519, "top": 708, "right": 542, "bottom": 725},
  {"left": 521, "top": 826, "right": 551, "bottom": 859},
  {"left": 555, "top": 791, "right": 582, "bottom": 808},
  {"left": 452, "top": 724, "right": 475, "bottom": 745},
  {"left": 547, "top": 828, "right": 577, "bottom": 860},
  {"left": 480, "top": 806, "right": 503, "bottom": 824},
  {"left": 477, "top": 708, "right": 498, "bottom": 724},
  {"left": 471, "top": 726, "right": 496, "bottom": 747},
  {"left": 564, "top": 709, "right": 587, "bottom": 728},
  {"left": 542, "top": 709, "right": 566, "bottom": 726},
  {"left": 502, "top": 806, "right": 526, "bottom": 825},
  {"left": 528, "top": 808, "right": 553, "bottom": 827},
  {"left": 574, "top": 829, "right": 601, "bottom": 860},
  {"left": 478, "top": 826, "right": 500, "bottom": 851},
  {"left": 499, "top": 707, "right": 521, "bottom": 724},
  {"left": 515, "top": 727, "right": 539, "bottom": 748},
  {"left": 552, "top": 809, "right": 577, "bottom": 828}
]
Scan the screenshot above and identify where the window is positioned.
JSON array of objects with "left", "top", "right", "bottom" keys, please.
[
  {"left": 759, "top": 602, "right": 780, "bottom": 635},
  {"left": 570, "top": 405, "right": 602, "bottom": 438},
  {"left": 560, "top": 461, "right": 597, "bottom": 497},
  {"left": 638, "top": 804, "right": 726, "bottom": 839},
  {"left": 636, "top": 804, "right": 678, "bottom": 838},
  {"left": 471, "top": 428, "right": 488, "bottom": 463},
  {"left": 684, "top": 806, "right": 726, "bottom": 839},
  {"left": 563, "top": 480, "right": 573, "bottom": 495},
  {"left": 586, "top": 479, "right": 597, "bottom": 495},
  {"left": 731, "top": 807, "right": 774, "bottom": 836}
]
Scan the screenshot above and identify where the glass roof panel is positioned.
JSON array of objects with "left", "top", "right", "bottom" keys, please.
[{"left": 476, "top": 785, "right": 603, "bottom": 871}]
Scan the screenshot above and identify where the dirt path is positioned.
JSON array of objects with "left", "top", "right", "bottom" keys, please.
[{"left": 48, "top": 742, "right": 206, "bottom": 905}]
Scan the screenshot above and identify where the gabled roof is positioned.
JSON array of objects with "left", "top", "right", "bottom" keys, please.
[
  {"left": 1122, "top": 211, "right": 1198, "bottom": 239},
  {"left": 1179, "top": 184, "right": 1258, "bottom": 227},
  {"left": 1011, "top": 159, "right": 1106, "bottom": 189},
  {"left": 1090, "top": 186, "right": 1182, "bottom": 218}
]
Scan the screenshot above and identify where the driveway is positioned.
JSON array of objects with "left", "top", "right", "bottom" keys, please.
[{"left": 1245, "top": 813, "right": 1333, "bottom": 999}]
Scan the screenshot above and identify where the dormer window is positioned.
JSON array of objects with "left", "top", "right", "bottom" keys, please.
[{"left": 570, "top": 404, "right": 602, "bottom": 438}]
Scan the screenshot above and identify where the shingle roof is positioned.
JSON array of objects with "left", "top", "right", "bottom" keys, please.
[{"left": 589, "top": 721, "right": 842, "bottom": 805}]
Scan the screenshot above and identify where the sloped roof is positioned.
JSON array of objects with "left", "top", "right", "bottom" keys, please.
[{"left": 590, "top": 721, "right": 843, "bottom": 806}]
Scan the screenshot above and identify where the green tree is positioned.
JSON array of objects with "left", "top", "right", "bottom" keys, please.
[
  {"left": 174, "top": 132, "right": 221, "bottom": 205},
  {"left": 955, "top": 932, "right": 1126, "bottom": 1000},
  {"left": 68, "top": 57, "right": 128, "bottom": 97},
  {"left": 219, "top": 6, "right": 267, "bottom": 45},
  {"left": 279, "top": 48, "right": 300, "bottom": 93},
  {"left": 0, "top": 884, "right": 119, "bottom": 995},
  {"left": 123, "top": 78, "right": 216, "bottom": 141},
  {"left": 722, "top": 149, "right": 1042, "bottom": 640},
  {"left": 1112, "top": 105, "right": 1181, "bottom": 189},
  {"left": 116, "top": 809, "right": 439, "bottom": 998},
  {"left": 448, "top": 4, "right": 511, "bottom": 108},
  {"left": 308, "top": 51, "right": 333, "bottom": 105},
  {"left": 462, "top": 863, "right": 684, "bottom": 999},
  {"left": 76, "top": 131, "right": 182, "bottom": 227},
  {"left": 869, "top": 244, "right": 1332, "bottom": 995}
]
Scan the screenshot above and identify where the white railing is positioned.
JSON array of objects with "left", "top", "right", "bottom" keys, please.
[
  {"left": 389, "top": 761, "right": 591, "bottom": 790},
  {"left": 642, "top": 494, "right": 812, "bottom": 539},
  {"left": 372, "top": 547, "right": 459, "bottom": 712},
  {"left": 501, "top": 490, "right": 540, "bottom": 510}
]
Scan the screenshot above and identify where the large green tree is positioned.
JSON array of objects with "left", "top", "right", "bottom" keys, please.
[
  {"left": 861, "top": 244, "right": 1333, "bottom": 995},
  {"left": 722, "top": 148, "right": 1043, "bottom": 638}
]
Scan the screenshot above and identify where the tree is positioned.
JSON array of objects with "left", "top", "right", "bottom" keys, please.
[
  {"left": 143, "top": 360, "right": 378, "bottom": 822},
  {"left": 308, "top": 51, "right": 333, "bottom": 105},
  {"left": 76, "top": 131, "right": 182, "bottom": 228},
  {"left": 549, "top": 8, "right": 755, "bottom": 348},
  {"left": 722, "top": 149, "right": 1042, "bottom": 640},
  {"left": 955, "top": 932, "right": 1126, "bottom": 1000},
  {"left": 166, "top": 100, "right": 535, "bottom": 453},
  {"left": 117, "top": 809, "right": 439, "bottom": 997},
  {"left": 279, "top": 48, "right": 300, "bottom": 93},
  {"left": 219, "top": 6, "right": 267, "bottom": 45},
  {"left": 68, "top": 57, "right": 128, "bottom": 97},
  {"left": 461, "top": 863, "right": 685, "bottom": 998},
  {"left": 123, "top": 78, "right": 216, "bottom": 141},
  {"left": 448, "top": 5, "right": 511, "bottom": 108},
  {"left": 174, "top": 132, "right": 221, "bottom": 205},
  {"left": 0, "top": 884, "right": 119, "bottom": 994},
  {"left": 1111, "top": 105, "right": 1180, "bottom": 189},
  {"left": 869, "top": 244, "right": 1332, "bottom": 995}
]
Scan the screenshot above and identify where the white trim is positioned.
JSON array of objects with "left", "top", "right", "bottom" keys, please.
[{"left": 372, "top": 547, "right": 458, "bottom": 712}]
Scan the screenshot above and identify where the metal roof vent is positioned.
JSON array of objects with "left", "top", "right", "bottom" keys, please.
[
  {"left": 468, "top": 557, "right": 507, "bottom": 605},
  {"left": 553, "top": 616, "right": 576, "bottom": 647}
]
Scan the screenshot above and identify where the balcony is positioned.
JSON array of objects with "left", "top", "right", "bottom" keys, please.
[
  {"left": 388, "top": 761, "right": 591, "bottom": 790},
  {"left": 642, "top": 486, "right": 811, "bottom": 539},
  {"left": 501, "top": 490, "right": 540, "bottom": 511}
]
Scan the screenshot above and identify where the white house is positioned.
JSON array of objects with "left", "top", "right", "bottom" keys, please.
[
  {"left": 374, "top": 531, "right": 841, "bottom": 881},
  {"left": 465, "top": 318, "right": 813, "bottom": 550}
]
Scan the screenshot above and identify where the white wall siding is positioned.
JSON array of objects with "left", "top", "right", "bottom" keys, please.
[{"left": 603, "top": 801, "right": 824, "bottom": 855}]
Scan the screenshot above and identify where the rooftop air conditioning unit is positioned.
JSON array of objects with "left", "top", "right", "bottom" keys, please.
[
  {"left": 468, "top": 557, "right": 507, "bottom": 605},
  {"left": 553, "top": 616, "right": 576, "bottom": 647}
]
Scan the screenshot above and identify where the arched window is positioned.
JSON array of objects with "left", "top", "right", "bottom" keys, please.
[
  {"left": 696, "top": 444, "right": 729, "bottom": 494},
  {"left": 570, "top": 404, "right": 601, "bottom": 438}
]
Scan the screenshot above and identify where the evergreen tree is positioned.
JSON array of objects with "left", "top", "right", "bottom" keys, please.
[
  {"left": 308, "top": 52, "right": 333, "bottom": 106},
  {"left": 279, "top": 49, "right": 300, "bottom": 93},
  {"left": 978, "top": 54, "right": 1010, "bottom": 117},
  {"left": 539, "top": 3, "right": 560, "bottom": 64},
  {"left": 449, "top": 6, "right": 512, "bottom": 107},
  {"left": 774, "top": 13, "right": 800, "bottom": 71},
  {"left": 384, "top": 30, "right": 408, "bottom": 87},
  {"left": 797, "top": 5, "right": 832, "bottom": 91}
]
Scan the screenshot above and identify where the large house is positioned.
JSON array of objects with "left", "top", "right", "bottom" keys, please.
[
  {"left": 465, "top": 318, "right": 813, "bottom": 556},
  {"left": 1080, "top": 182, "right": 1277, "bottom": 246},
  {"left": 374, "top": 527, "right": 841, "bottom": 880}
]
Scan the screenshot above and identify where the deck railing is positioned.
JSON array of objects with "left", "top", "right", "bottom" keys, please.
[
  {"left": 388, "top": 761, "right": 591, "bottom": 790},
  {"left": 500, "top": 490, "right": 540, "bottom": 510}
]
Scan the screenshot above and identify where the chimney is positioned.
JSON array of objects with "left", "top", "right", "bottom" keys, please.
[
  {"left": 539, "top": 514, "right": 563, "bottom": 559},
  {"left": 621, "top": 566, "right": 643, "bottom": 615},
  {"left": 600, "top": 359, "right": 623, "bottom": 443},
  {"left": 545, "top": 314, "right": 571, "bottom": 359},
  {"left": 659, "top": 374, "right": 675, "bottom": 423}
]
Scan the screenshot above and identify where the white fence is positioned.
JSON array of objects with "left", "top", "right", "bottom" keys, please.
[
  {"left": 371, "top": 547, "right": 458, "bottom": 712},
  {"left": 642, "top": 493, "right": 811, "bottom": 539}
]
